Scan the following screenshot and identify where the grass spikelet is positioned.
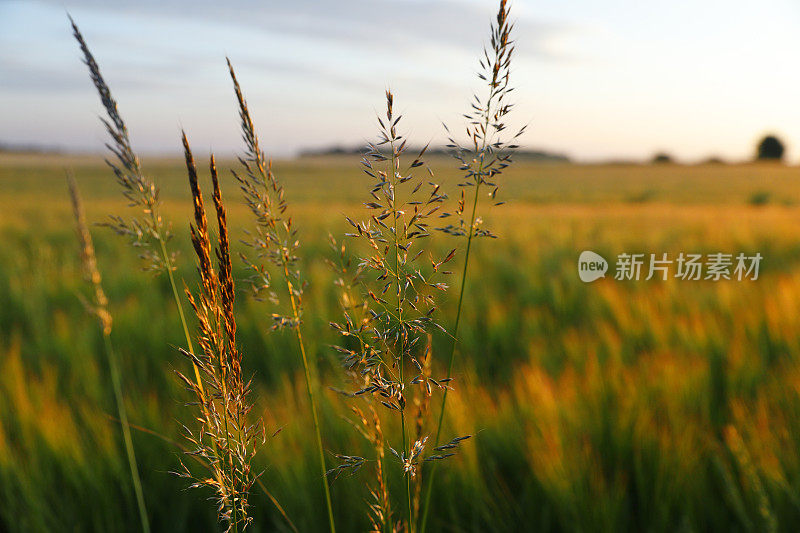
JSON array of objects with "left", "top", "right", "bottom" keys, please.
[
  {"left": 175, "top": 133, "right": 263, "bottom": 533},
  {"left": 67, "top": 171, "right": 150, "bottom": 533}
]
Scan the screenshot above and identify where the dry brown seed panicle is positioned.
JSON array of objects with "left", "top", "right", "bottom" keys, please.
[{"left": 176, "top": 133, "right": 263, "bottom": 533}]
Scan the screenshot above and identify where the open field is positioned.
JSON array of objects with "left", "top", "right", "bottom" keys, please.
[{"left": 3, "top": 153, "right": 800, "bottom": 531}]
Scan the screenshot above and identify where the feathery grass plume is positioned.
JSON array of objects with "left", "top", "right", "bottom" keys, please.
[
  {"left": 420, "top": 1, "right": 523, "bottom": 529},
  {"left": 226, "top": 59, "right": 337, "bottom": 533},
  {"left": 175, "top": 134, "right": 263, "bottom": 533},
  {"left": 69, "top": 16, "right": 171, "bottom": 272},
  {"left": 67, "top": 171, "right": 150, "bottom": 533},
  {"left": 329, "top": 91, "right": 469, "bottom": 532},
  {"left": 69, "top": 16, "right": 207, "bottom": 401}
]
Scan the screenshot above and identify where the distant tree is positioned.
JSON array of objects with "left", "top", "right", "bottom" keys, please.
[
  {"left": 756, "top": 135, "right": 785, "bottom": 161},
  {"left": 652, "top": 152, "right": 673, "bottom": 164}
]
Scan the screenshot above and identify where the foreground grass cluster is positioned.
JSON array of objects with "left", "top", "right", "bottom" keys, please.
[
  {"left": 3, "top": 154, "right": 800, "bottom": 531},
  {"left": 31, "top": 3, "right": 525, "bottom": 531}
]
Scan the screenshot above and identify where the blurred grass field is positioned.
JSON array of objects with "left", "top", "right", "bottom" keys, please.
[{"left": 3, "top": 152, "right": 800, "bottom": 531}]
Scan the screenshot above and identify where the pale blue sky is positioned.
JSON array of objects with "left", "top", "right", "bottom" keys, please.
[{"left": 1, "top": 0, "right": 799, "bottom": 162}]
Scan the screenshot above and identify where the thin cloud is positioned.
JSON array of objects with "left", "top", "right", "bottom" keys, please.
[{"left": 34, "top": 0, "right": 571, "bottom": 59}]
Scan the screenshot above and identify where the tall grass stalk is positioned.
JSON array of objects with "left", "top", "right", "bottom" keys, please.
[
  {"left": 70, "top": 17, "right": 205, "bottom": 399},
  {"left": 226, "top": 60, "right": 336, "bottom": 533},
  {"left": 419, "top": 1, "right": 523, "bottom": 530},
  {"left": 67, "top": 172, "right": 150, "bottom": 533}
]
